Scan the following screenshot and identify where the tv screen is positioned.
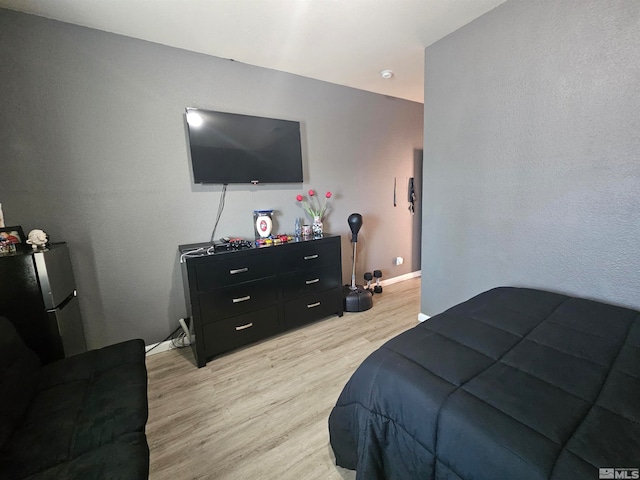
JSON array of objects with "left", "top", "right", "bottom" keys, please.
[{"left": 185, "top": 108, "right": 304, "bottom": 184}]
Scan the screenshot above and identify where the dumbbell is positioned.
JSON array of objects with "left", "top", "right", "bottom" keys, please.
[
  {"left": 364, "top": 272, "right": 373, "bottom": 292},
  {"left": 373, "top": 270, "right": 383, "bottom": 294}
]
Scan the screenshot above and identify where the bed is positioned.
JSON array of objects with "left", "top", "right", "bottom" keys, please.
[{"left": 328, "top": 287, "right": 640, "bottom": 480}]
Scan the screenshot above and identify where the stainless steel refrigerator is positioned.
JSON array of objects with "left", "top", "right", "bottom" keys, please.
[{"left": 0, "top": 242, "right": 86, "bottom": 363}]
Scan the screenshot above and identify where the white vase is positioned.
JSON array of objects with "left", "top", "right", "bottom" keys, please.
[{"left": 312, "top": 216, "right": 323, "bottom": 237}]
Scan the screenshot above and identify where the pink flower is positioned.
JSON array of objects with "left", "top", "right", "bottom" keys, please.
[{"left": 295, "top": 187, "right": 333, "bottom": 221}]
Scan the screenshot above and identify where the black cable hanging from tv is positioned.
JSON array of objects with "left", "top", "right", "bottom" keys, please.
[{"left": 210, "top": 184, "right": 228, "bottom": 243}]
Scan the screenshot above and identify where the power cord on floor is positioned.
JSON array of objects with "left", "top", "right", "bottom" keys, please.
[
  {"left": 170, "top": 330, "right": 191, "bottom": 349},
  {"left": 145, "top": 319, "right": 192, "bottom": 354},
  {"left": 145, "top": 326, "right": 182, "bottom": 354}
]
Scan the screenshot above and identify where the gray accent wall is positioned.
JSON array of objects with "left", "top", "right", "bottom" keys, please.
[
  {"left": 422, "top": 0, "right": 640, "bottom": 315},
  {"left": 0, "top": 9, "right": 423, "bottom": 348}
]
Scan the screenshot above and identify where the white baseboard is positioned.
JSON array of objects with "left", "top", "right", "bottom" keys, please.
[
  {"left": 145, "top": 337, "right": 191, "bottom": 356},
  {"left": 380, "top": 270, "right": 421, "bottom": 287},
  {"left": 145, "top": 340, "right": 174, "bottom": 356},
  {"left": 418, "top": 313, "right": 430, "bottom": 323}
]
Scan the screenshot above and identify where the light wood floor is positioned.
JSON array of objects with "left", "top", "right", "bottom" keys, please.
[{"left": 146, "top": 278, "right": 421, "bottom": 480}]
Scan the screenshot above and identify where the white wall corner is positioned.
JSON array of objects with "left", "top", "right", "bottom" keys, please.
[{"left": 418, "top": 312, "right": 430, "bottom": 323}]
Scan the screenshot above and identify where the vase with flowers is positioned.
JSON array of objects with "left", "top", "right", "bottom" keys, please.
[{"left": 295, "top": 189, "right": 332, "bottom": 236}]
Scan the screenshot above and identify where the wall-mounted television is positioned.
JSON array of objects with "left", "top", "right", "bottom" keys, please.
[{"left": 185, "top": 107, "right": 304, "bottom": 184}]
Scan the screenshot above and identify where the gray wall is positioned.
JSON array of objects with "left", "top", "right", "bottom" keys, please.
[
  {"left": 0, "top": 9, "right": 423, "bottom": 348},
  {"left": 421, "top": 0, "right": 640, "bottom": 316}
]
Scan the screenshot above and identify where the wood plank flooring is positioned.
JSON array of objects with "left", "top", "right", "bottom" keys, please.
[{"left": 146, "top": 278, "right": 421, "bottom": 480}]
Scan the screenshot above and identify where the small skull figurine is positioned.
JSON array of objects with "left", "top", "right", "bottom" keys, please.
[{"left": 26, "top": 229, "right": 49, "bottom": 249}]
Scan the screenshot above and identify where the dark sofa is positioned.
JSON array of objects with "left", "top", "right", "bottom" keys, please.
[{"left": 0, "top": 316, "right": 149, "bottom": 480}]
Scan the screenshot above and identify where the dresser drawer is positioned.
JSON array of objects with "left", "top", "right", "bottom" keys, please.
[
  {"left": 202, "top": 306, "right": 279, "bottom": 357},
  {"left": 194, "top": 253, "right": 276, "bottom": 292},
  {"left": 280, "top": 239, "right": 340, "bottom": 271},
  {"left": 198, "top": 278, "right": 278, "bottom": 321},
  {"left": 281, "top": 265, "right": 341, "bottom": 299},
  {"left": 284, "top": 287, "right": 342, "bottom": 329}
]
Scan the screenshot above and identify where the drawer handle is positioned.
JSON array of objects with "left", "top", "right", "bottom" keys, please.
[
  {"left": 307, "top": 301, "right": 321, "bottom": 309},
  {"left": 305, "top": 278, "right": 320, "bottom": 285},
  {"left": 235, "top": 322, "right": 254, "bottom": 331},
  {"left": 303, "top": 254, "right": 319, "bottom": 260},
  {"left": 232, "top": 295, "right": 251, "bottom": 303},
  {"left": 229, "top": 267, "right": 249, "bottom": 275}
]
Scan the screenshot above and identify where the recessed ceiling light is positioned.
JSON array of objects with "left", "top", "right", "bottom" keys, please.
[{"left": 380, "top": 70, "right": 394, "bottom": 79}]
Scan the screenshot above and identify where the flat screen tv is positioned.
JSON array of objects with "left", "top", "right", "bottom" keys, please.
[{"left": 185, "top": 107, "right": 304, "bottom": 184}]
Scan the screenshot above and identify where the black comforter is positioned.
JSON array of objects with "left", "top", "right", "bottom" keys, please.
[{"left": 329, "top": 287, "right": 640, "bottom": 480}]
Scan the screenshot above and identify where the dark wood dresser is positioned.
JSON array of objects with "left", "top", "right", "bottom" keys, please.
[{"left": 179, "top": 235, "right": 343, "bottom": 367}]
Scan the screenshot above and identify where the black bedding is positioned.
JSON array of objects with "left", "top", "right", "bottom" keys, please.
[{"left": 328, "top": 287, "right": 640, "bottom": 480}]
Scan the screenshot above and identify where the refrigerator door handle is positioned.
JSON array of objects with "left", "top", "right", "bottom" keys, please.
[{"left": 47, "top": 291, "right": 77, "bottom": 312}]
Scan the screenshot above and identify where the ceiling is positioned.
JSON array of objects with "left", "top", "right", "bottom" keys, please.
[{"left": 0, "top": 0, "right": 507, "bottom": 103}]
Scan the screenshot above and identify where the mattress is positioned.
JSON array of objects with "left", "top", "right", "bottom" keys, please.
[{"left": 328, "top": 287, "right": 640, "bottom": 480}]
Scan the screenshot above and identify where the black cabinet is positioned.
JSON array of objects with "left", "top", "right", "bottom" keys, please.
[{"left": 180, "top": 235, "right": 343, "bottom": 367}]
